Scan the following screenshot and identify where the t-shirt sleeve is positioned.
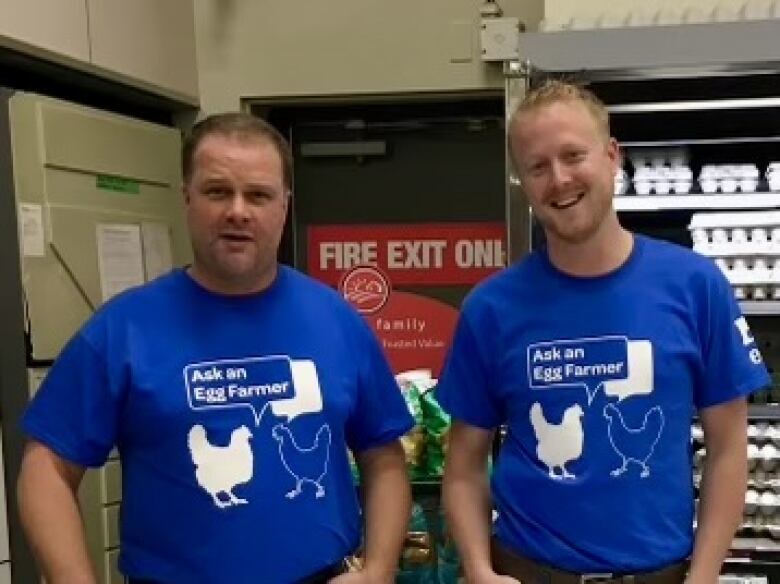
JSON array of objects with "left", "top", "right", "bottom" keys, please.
[
  {"left": 22, "top": 332, "right": 122, "bottom": 467},
  {"left": 696, "top": 267, "right": 771, "bottom": 409},
  {"left": 435, "top": 308, "right": 502, "bottom": 430},
  {"left": 345, "top": 318, "right": 414, "bottom": 453}
]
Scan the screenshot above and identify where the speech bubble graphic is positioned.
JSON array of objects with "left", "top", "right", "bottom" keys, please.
[
  {"left": 185, "top": 356, "right": 323, "bottom": 424},
  {"left": 527, "top": 336, "right": 630, "bottom": 405},
  {"left": 270, "top": 359, "right": 323, "bottom": 421},
  {"left": 602, "top": 340, "right": 654, "bottom": 402}
]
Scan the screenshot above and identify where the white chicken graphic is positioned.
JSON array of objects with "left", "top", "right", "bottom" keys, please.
[
  {"left": 272, "top": 423, "right": 331, "bottom": 499},
  {"left": 603, "top": 403, "right": 664, "bottom": 479},
  {"left": 530, "top": 402, "right": 584, "bottom": 480},
  {"left": 188, "top": 424, "right": 254, "bottom": 509}
]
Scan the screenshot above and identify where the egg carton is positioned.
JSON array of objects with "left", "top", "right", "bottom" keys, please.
[
  {"left": 689, "top": 211, "right": 780, "bottom": 230},
  {"left": 628, "top": 147, "right": 689, "bottom": 169},
  {"left": 691, "top": 226, "right": 780, "bottom": 255},
  {"left": 768, "top": 162, "right": 780, "bottom": 192},
  {"left": 694, "top": 422, "right": 780, "bottom": 445},
  {"left": 711, "top": 259, "right": 779, "bottom": 284},
  {"left": 747, "top": 443, "right": 780, "bottom": 471},
  {"left": 699, "top": 165, "right": 761, "bottom": 194},
  {"left": 740, "top": 520, "right": 780, "bottom": 540},
  {"left": 614, "top": 168, "right": 629, "bottom": 196},
  {"left": 718, "top": 577, "right": 768, "bottom": 584},
  {"left": 744, "top": 490, "right": 780, "bottom": 517},
  {"left": 632, "top": 165, "right": 693, "bottom": 195},
  {"left": 748, "top": 423, "right": 780, "bottom": 444},
  {"left": 695, "top": 446, "right": 780, "bottom": 473},
  {"left": 747, "top": 474, "right": 780, "bottom": 489}
]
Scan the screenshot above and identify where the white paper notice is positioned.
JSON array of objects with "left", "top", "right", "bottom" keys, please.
[
  {"left": 96, "top": 223, "right": 145, "bottom": 302},
  {"left": 19, "top": 203, "right": 45, "bottom": 257},
  {"left": 141, "top": 222, "right": 174, "bottom": 281}
]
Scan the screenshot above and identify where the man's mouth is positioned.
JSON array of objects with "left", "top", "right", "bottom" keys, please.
[
  {"left": 220, "top": 232, "right": 253, "bottom": 242},
  {"left": 550, "top": 192, "right": 584, "bottom": 210}
]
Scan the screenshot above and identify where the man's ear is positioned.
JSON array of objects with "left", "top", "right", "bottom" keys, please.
[
  {"left": 606, "top": 137, "right": 621, "bottom": 168},
  {"left": 183, "top": 184, "right": 191, "bottom": 205}
]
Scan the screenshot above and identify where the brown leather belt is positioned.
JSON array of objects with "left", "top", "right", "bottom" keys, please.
[{"left": 491, "top": 537, "right": 688, "bottom": 584}]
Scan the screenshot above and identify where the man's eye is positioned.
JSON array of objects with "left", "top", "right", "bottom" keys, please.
[
  {"left": 205, "top": 187, "right": 231, "bottom": 198},
  {"left": 564, "top": 151, "right": 586, "bottom": 163},
  {"left": 247, "top": 191, "right": 272, "bottom": 203}
]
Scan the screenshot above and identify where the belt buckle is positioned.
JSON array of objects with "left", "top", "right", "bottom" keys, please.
[{"left": 579, "top": 573, "right": 615, "bottom": 583}]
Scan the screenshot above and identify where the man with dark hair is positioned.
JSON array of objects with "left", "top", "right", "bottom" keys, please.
[
  {"left": 18, "top": 112, "right": 413, "bottom": 584},
  {"left": 438, "top": 81, "right": 766, "bottom": 583}
]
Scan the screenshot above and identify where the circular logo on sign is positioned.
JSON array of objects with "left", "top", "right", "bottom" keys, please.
[{"left": 340, "top": 266, "right": 390, "bottom": 314}]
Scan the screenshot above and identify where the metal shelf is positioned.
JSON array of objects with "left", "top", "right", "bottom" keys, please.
[
  {"left": 615, "top": 193, "right": 780, "bottom": 212},
  {"left": 749, "top": 405, "right": 780, "bottom": 420},
  {"left": 622, "top": 136, "right": 780, "bottom": 148},
  {"left": 731, "top": 537, "right": 780, "bottom": 555},
  {"left": 741, "top": 302, "right": 780, "bottom": 316}
]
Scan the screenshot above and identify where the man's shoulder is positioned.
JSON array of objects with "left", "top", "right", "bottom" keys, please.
[
  {"left": 467, "top": 253, "right": 544, "bottom": 298},
  {"left": 281, "top": 265, "right": 352, "bottom": 304},
  {"left": 280, "top": 265, "right": 366, "bottom": 321},
  {"left": 105, "top": 269, "right": 183, "bottom": 306},
  {"left": 637, "top": 235, "right": 721, "bottom": 278},
  {"left": 88, "top": 270, "right": 184, "bottom": 323},
  {"left": 459, "top": 257, "right": 542, "bottom": 320}
]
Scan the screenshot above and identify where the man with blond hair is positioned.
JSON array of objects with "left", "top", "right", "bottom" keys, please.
[{"left": 437, "top": 80, "right": 766, "bottom": 583}]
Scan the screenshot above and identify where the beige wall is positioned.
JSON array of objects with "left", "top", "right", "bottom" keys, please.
[{"left": 194, "top": 0, "right": 543, "bottom": 113}]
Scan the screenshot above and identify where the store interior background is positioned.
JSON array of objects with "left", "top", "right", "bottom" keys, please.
[{"left": 1, "top": 0, "right": 780, "bottom": 582}]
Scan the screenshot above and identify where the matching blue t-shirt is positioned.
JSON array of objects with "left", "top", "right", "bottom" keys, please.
[
  {"left": 24, "top": 235, "right": 768, "bottom": 579},
  {"left": 23, "top": 266, "right": 414, "bottom": 584},
  {"left": 437, "top": 235, "right": 769, "bottom": 573}
]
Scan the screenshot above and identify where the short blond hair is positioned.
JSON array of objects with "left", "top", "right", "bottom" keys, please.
[{"left": 511, "top": 80, "right": 611, "bottom": 140}]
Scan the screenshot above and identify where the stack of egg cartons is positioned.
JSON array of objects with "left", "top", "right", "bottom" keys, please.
[
  {"left": 699, "top": 164, "right": 761, "bottom": 194},
  {"left": 693, "top": 421, "right": 780, "bottom": 542},
  {"left": 627, "top": 148, "right": 693, "bottom": 196},
  {"left": 689, "top": 210, "right": 780, "bottom": 301},
  {"left": 746, "top": 421, "right": 780, "bottom": 541},
  {"left": 614, "top": 168, "right": 629, "bottom": 196},
  {"left": 768, "top": 162, "right": 780, "bottom": 192}
]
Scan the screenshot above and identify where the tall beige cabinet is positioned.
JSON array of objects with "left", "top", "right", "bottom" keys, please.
[
  {"left": 1, "top": 92, "right": 192, "bottom": 583},
  {"left": 0, "top": 0, "right": 198, "bottom": 106}
]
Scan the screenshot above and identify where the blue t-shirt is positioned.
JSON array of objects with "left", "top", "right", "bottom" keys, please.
[
  {"left": 436, "top": 235, "right": 769, "bottom": 573},
  {"left": 23, "top": 266, "right": 414, "bottom": 584}
]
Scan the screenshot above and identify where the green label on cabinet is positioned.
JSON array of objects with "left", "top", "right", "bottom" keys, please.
[{"left": 97, "top": 175, "right": 140, "bottom": 195}]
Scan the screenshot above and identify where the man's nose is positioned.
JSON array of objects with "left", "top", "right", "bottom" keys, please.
[
  {"left": 226, "top": 194, "right": 250, "bottom": 221},
  {"left": 550, "top": 160, "right": 572, "bottom": 189}
]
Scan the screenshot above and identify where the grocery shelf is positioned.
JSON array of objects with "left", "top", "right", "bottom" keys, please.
[
  {"left": 731, "top": 537, "right": 780, "bottom": 554},
  {"left": 749, "top": 405, "right": 780, "bottom": 420},
  {"left": 741, "top": 302, "right": 780, "bottom": 316},
  {"left": 622, "top": 137, "right": 780, "bottom": 148},
  {"left": 615, "top": 193, "right": 780, "bottom": 212}
]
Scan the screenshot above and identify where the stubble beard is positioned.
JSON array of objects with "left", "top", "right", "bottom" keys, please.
[
  {"left": 193, "top": 244, "right": 277, "bottom": 294},
  {"left": 541, "top": 189, "right": 612, "bottom": 246}
]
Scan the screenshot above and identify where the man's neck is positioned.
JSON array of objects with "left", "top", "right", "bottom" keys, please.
[
  {"left": 546, "top": 218, "right": 634, "bottom": 278},
  {"left": 187, "top": 264, "right": 279, "bottom": 296}
]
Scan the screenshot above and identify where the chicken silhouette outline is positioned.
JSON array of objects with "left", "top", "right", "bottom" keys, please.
[
  {"left": 603, "top": 403, "right": 664, "bottom": 479},
  {"left": 530, "top": 402, "right": 584, "bottom": 480},
  {"left": 272, "top": 423, "right": 331, "bottom": 499},
  {"left": 188, "top": 424, "right": 254, "bottom": 509}
]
